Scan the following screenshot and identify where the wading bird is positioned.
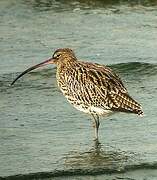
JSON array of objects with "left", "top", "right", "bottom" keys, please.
[{"left": 11, "top": 48, "right": 143, "bottom": 141}]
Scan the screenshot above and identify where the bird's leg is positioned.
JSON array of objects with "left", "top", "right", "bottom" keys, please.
[{"left": 91, "top": 114, "right": 100, "bottom": 141}]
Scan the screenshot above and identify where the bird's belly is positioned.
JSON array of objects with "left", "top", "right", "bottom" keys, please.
[
  {"left": 89, "top": 106, "right": 112, "bottom": 116},
  {"left": 69, "top": 100, "right": 112, "bottom": 116},
  {"left": 58, "top": 79, "right": 112, "bottom": 116},
  {"left": 72, "top": 103, "right": 90, "bottom": 114}
]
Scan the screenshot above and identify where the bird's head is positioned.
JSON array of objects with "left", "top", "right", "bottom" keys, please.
[
  {"left": 11, "top": 48, "right": 76, "bottom": 85},
  {"left": 52, "top": 48, "right": 76, "bottom": 64}
]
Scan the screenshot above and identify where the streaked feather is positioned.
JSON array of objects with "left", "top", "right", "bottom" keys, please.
[{"left": 57, "top": 58, "right": 143, "bottom": 116}]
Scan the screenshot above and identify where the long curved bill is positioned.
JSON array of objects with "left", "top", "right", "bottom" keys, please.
[{"left": 11, "top": 57, "right": 54, "bottom": 85}]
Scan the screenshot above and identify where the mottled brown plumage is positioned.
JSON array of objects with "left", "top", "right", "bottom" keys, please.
[{"left": 11, "top": 48, "right": 144, "bottom": 140}]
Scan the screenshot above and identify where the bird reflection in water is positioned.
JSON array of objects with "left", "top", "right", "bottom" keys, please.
[{"left": 63, "top": 140, "right": 133, "bottom": 172}]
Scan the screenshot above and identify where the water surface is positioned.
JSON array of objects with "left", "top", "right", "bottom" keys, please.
[{"left": 0, "top": 0, "right": 157, "bottom": 179}]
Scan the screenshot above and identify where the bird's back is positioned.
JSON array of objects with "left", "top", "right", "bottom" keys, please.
[{"left": 57, "top": 60, "right": 143, "bottom": 116}]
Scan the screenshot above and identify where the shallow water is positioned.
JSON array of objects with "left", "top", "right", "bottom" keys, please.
[{"left": 0, "top": 0, "right": 157, "bottom": 179}]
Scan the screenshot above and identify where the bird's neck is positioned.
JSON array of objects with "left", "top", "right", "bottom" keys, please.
[
  {"left": 56, "top": 60, "right": 77, "bottom": 87},
  {"left": 57, "top": 59, "right": 77, "bottom": 73}
]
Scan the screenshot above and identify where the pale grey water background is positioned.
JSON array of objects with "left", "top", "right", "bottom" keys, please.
[{"left": 0, "top": 0, "right": 157, "bottom": 179}]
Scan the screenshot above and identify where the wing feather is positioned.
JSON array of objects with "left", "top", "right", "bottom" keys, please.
[{"left": 78, "top": 61, "right": 143, "bottom": 115}]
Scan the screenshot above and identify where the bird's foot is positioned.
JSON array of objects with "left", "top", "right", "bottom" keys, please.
[{"left": 93, "top": 138, "right": 101, "bottom": 150}]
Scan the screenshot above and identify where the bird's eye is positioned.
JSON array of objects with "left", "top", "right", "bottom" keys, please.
[{"left": 53, "top": 53, "right": 61, "bottom": 59}]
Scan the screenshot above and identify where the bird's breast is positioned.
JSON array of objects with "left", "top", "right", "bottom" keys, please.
[
  {"left": 56, "top": 74, "right": 112, "bottom": 116},
  {"left": 56, "top": 66, "right": 112, "bottom": 116}
]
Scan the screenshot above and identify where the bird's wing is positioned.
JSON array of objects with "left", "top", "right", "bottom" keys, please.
[{"left": 78, "top": 61, "right": 143, "bottom": 115}]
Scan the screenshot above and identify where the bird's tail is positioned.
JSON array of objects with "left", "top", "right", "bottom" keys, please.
[{"left": 110, "top": 92, "right": 144, "bottom": 116}]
